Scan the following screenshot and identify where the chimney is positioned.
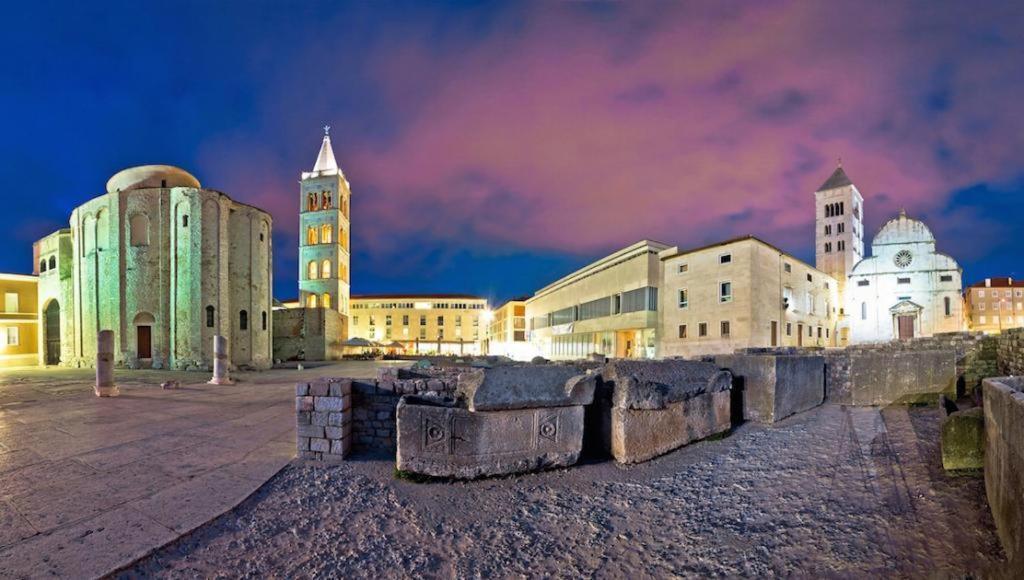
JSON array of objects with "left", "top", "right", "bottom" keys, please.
[{"left": 985, "top": 278, "right": 991, "bottom": 287}]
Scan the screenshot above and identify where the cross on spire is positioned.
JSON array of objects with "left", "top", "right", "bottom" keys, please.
[{"left": 323, "top": 124, "right": 331, "bottom": 136}]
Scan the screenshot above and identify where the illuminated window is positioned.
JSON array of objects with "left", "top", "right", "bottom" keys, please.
[
  {"left": 306, "top": 294, "right": 318, "bottom": 308},
  {"left": 321, "top": 190, "right": 332, "bottom": 210},
  {"left": 719, "top": 282, "right": 732, "bottom": 303},
  {"left": 678, "top": 289, "right": 688, "bottom": 309},
  {"left": 322, "top": 293, "right": 331, "bottom": 309},
  {"left": 307, "top": 261, "right": 319, "bottom": 280},
  {"left": 321, "top": 260, "right": 331, "bottom": 279},
  {"left": 307, "top": 227, "right": 318, "bottom": 245},
  {"left": 321, "top": 224, "right": 333, "bottom": 244},
  {"left": 307, "top": 193, "right": 318, "bottom": 212},
  {"left": 4, "top": 293, "right": 18, "bottom": 312}
]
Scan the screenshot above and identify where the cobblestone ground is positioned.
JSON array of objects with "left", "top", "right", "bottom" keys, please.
[{"left": 122, "top": 404, "right": 1010, "bottom": 578}]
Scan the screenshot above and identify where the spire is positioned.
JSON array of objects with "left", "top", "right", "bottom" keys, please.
[
  {"left": 816, "top": 162, "right": 853, "bottom": 192},
  {"left": 312, "top": 125, "right": 339, "bottom": 173}
]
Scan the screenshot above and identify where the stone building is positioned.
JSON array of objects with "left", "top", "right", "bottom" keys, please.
[
  {"left": 33, "top": 165, "right": 273, "bottom": 369},
  {"left": 299, "top": 128, "right": 351, "bottom": 315},
  {"left": 965, "top": 277, "right": 1024, "bottom": 334},
  {"left": 846, "top": 210, "right": 964, "bottom": 342},
  {"left": 482, "top": 298, "right": 537, "bottom": 360},
  {"left": 349, "top": 294, "right": 488, "bottom": 355},
  {"left": 526, "top": 240, "right": 669, "bottom": 360},
  {"left": 814, "top": 165, "right": 865, "bottom": 346},
  {"left": 659, "top": 236, "right": 839, "bottom": 358},
  {"left": 0, "top": 273, "right": 39, "bottom": 368}
]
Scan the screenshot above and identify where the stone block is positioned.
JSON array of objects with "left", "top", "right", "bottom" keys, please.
[
  {"left": 459, "top": 365, "right": 594, "bottom": 412},
  {"left": 324, "top": 426, "right": 346, "bottom": 439},
  {"left": 309, "top": 438, "right": 330, "bottom": 453},
  {"left": 610, "top": 390, "right": 731, "bottom": 464},
  {"left": 314, "top": 397, "right": 346, "bottom": 412},
  {"left": 328, "top": 412, "right": 346, "bottom": 426},
  {"left": 715, "top": 354, "right": 824, "bottom": 423},
  {"left": 297, "top": 411, "right": 311, "bottom": 425},
  {"left": 295, "top": 383, "right": 310, "bottom": 397},
  {"left": 296, "top": 396, "right": 314, "bottom": 412},
  {"left": 297, "top": 424, "right": 325, "bottom": 439},
  {"left": 396, "top": 397, "right": 584, "bottom": 479},
  {"left": 940, "top": 407, "right": 984, "bottom": 471},
  {"left": 310, "top": 380, "right": 330, "bottom": 397},
  {"left": 312, "top": 411, "right": 331, "bottom": 426},
  {"left": 848, "top": 350, "right": 957, "bottom": 405},
  {"left": 330, "top": 437, "right": 351, "bottom": 457},
  {"left": 298, "top": 451, "right": 322, "bottom": 461},
  {"left": 296, "top": 436, "right": 310, "bottom": 451},
  {"left": 983, "top": 377, "right": 1024, "bottom": 566},
  {"left": 329, "top": 380, "right": 352, "bottom": 397},
  {"left": 603, "top": 359, "right": 732, "bottom": 410}
]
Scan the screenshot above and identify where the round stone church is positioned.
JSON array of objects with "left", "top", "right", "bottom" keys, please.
[{"left": 34, "top": 165, "right": 273, "bottom": 369}]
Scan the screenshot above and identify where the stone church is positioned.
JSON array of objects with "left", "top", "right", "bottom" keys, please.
[
  {"left": 34, "top": 165, "right": 273, "bottom": 369},
  {"left": 814, "top": 165, "right": 964, "bottom": 343}
]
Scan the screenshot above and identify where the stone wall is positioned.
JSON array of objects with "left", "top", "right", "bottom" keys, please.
[
  {"left": 997, "top": 327, "right": 1024, "bottom": 376},
  {"left": 981, "top": 376, "right": 1024, "bottom": 566},
  {"left": 296, "top": 367, "right": 463, "bottom": 461},
  {"left": 272, "top": 307, "right": 347, "bottom": 362}
]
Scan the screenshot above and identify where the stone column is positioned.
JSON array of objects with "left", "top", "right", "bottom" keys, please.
[
  {"left": 95, "top": 330, "right": 119, "bottom": 397},
  {"left": 208, "top": 335, "right": 233, "bottom": 385}
]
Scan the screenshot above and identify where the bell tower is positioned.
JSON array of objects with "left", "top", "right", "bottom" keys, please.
[
  {"left": 814, "top": 161, "right": 864, "bottom": 343},
  {"left": 298, "top": 126, "right": 351, "bottom": 315}
]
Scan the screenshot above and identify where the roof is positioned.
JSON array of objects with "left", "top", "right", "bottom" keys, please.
[
  {"left": 312, "top": 134, "right": 339, "bottom": 173},
  {"left": 967, "top": 277, "right": 1024, "bottom": 289},
  {"left": 817, "top": 166, "right": 853, "bottom": 191},
  {"left": 658, "top": 234, "right": 831, "bottom": 278},
  {"left": 350, "top": 293, "right": 486, "bottom": 301},
  {"left": 530, "top": 239, "right": 671, "bottom": 300}
]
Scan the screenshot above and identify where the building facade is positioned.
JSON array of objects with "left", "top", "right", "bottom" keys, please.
[
  {"left": 526, "top": 240, "right": 668, "bottom": 361},
  {"left": 846, "top": 210, "right": 964, "bottom": 342},
  {"left": 349, "top": 294, "right": 488, "bottom": 355},
  {"left": 659, "top": 236, "right": 839, "bottom": 358},
  {"left": 0, "top": 273, "right": 39, "bottom": 368},
  {"left": 299, "top": 129, "right": 351, "bottom": 316},
  {"left": 34, "top": 165, "right": 273, "bottom": 369},
  {"left": 965, "top": 277, "right": 1024, "bottom": 333},
  {"left": 482, "top": 299, "right": 537, "bottom": 360},
  {"left": 814, "top": 165, "right": 865, "bottom": 346}
]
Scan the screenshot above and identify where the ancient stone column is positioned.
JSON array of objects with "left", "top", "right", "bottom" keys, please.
[
  {"left": 208, "top": 335, "right": 233, "bottom": 385},
  {"left": 94, "top": 330, "right": 119, "bottom": 397}
]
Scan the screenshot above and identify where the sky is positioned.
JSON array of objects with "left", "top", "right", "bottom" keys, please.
[{"left": 1, "top": 1, "right": 1023, "bottom": 304}]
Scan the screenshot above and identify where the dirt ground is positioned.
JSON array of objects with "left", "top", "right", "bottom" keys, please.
[{"left": 120, "top": 404, "right": 1012, "bottom": 578}]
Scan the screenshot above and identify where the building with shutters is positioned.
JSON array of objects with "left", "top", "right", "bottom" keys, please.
[{"left": 965, "top": 277, "right": 1024, "bottom": 334}]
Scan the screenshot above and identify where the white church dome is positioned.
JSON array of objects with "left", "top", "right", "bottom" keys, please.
[
  {"left": 106, "top": 165, "right": 201, "bottom": 193},
  {"left": 872, "top": 210, "right": 935, "bottom": 246}
]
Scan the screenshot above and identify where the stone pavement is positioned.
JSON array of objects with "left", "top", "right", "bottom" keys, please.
[{"left": 0, "top": 361, "right": 404, "bottom": 579}]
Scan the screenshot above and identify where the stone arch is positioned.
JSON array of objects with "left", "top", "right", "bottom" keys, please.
[
  {"left": 48, "top": 256, "right": 56, "bottom": 270},
  {"left": 307, "top": 226, "right": 318, "bottom": 245},
  {"left": 307, "top": 261, "right": 318, "bottom": 280},
  {"left": 82, "top": 213, "right": 97, "bottom": 255},
  {"left": 322, "top": 293, "right": 332, "bottom": 309},
  {"left": 96, "top": 209, "right": 110, "bottom": 250},
  {"left": 306, "top": 293, "right": 318, "bottom": 308},
  {"left": 321, "top": 259, "right": 331, "bottom": 279},
  {"left": 133, "top": 311, "right": 155, "bottom": 359},
  {"left": 39, "top": 259, "right": 46, "bottom": 273},
  {"left": 307, "top": 192, "right": 318, "bottom": 212}
]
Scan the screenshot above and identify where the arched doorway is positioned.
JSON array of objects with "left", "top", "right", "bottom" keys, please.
[
  {"left": 133, "top": 312, "right": 155, "bottom": 359},
  {"left": 44, "top": 301, "right": 60, "bottom": 365}
]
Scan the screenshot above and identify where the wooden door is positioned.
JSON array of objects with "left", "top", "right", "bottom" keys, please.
[
  {"left": 898, "top": 316, "right": 914, "bottom": 340},
  {"left": 137, "top": 326, "right": 152, "bottom": 358},
  {"left": 770, "top": 321, "right": 778, "bottom": 347},
  {"left": 44, "top": 301, "right": 60, "bottom": 365}
]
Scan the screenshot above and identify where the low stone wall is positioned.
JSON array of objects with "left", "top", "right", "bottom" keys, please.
[
  {"left": 296, "top": 379, "right": 353, "bottom": 463},
  {"left": 982, "top": 376, "right": 1024, "bottom": 566},
  {"left": 997, "top": 327, "right": 1024, "bottom": 376},
  {"left": 715, "top": 353, "right": 824, "bottom": 423}
]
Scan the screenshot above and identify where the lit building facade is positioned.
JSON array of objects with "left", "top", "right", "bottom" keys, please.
[
  {"left": 814, "top": 165, "right": 865, "bottom": 346},
  {"left": 33, "top": 165, "right": 273, "bottom": 369},
  {"left": 0, "top": 273, "right": 39, "bottom": 368},
  {"left": 482, "top": 299, "right": 537, "bottom": 360},
  {"left": 846, "top": 211, "right": 964, "bottom": 342},
  {"left": 659, "top": 236, "right": 839, "bottom": 358},
  {"left": 349, "top": 294, "right": 488, "bottom": 355},
  {"left": 965, "top": 277, "right": 1024, "bottom": 333},
  {"left": 526, "top": 240, "right": 668, "bottom": 360}
]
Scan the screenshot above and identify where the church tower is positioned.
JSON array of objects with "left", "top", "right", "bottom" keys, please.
[
  {"left": 814, "top": 163, "right": 864, "bottom": 343},
  {"left": 299, "top": 127, "right": 351, "bottom": 315}
]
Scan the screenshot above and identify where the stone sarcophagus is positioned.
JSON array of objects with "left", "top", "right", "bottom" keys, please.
[
  {"left": 599, "top": 360, "right": 732, "bottom": 464},
  {"left": 396, "top": 397, "right": 584, "bottom": 479},
  {"left": 714, "top": 353, "right": 825, "bottom": 423}
]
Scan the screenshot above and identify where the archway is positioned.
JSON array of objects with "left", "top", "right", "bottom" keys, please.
[
  {"left": 133, "top": 312, "right": 155, "bottom": 359},
  {"left": 44, "top": 301, "right": 60, "bottom": 365}
]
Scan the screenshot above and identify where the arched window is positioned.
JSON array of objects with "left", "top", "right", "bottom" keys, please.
[
  {"left": 321, "top": 224, "right": 333, "bottom": 244},
  {"left": 206, "top": 305, "right": 215, "bottom": 328},
  {"left": 307, "top": 261, "right": 318, "bottom": 280},
  {"left": 130, "top": 214, "right": 150, "bottom": 246},
  {"left": 322, "top": 293, "right": 332, "bottom": 308},
  {"left": 307, "top": 226, "right": 318, "bottom": 245},
  {"left": 839, "top": 202, "right": 844, "bottom": 215},
  {"left": 321, "top": 259, "right": 331, "bottom": 279},
  {"left": 239, "top": 310, "right": 248, "bottom": 330},
  {"left": 944, "top": 296, "right": 951, "bottom": 316},
  {"left": 861, "top": 301, "right": 867, "bottom": 320},
  {"left": 262, "top": 311, "right": 268, "bottom": 331},
  {"left": 39, "top": 259, "right": 46, "bottom": 273},
  {"left": 307, "top": 193, "right": 318, "bottom": 212},
  {"left": 321, "top": 190, "right": 332, "bottom": 210},
  {"left": 48, "top": 256, "right": 56, "bottom": 270},
  {"left": 306, "top": 294, "right": 318, "bottom": 308}
]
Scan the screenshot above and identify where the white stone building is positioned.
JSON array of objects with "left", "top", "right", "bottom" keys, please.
[
  {"left": 846, "top": 210, "right": 964, "bottom": 342},
  {"left": 34, "top": 165, "right": 273, "bottom": 369},
  {"left": 814, "top": 165, "right": 865, "bottom": 346}
]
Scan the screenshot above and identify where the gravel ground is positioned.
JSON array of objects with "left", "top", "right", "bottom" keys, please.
[{"left": 119, "top": 404, "right": 1010, "bottom": 578}]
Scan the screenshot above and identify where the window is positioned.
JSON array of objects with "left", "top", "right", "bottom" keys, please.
[
  {"left": 784, "top": 263, "right": 791, "bottom": 273},
  {"left": 897, "top": 277, "right": 910, "bottom": 284},
  {"left": 385, "top": 315, "right": 392, "bottom": 326},
  {"left": 678, "top": 289, "right": 688, "bottom": 309},
  {"left": 837, "top": 241, "right": 845, "bottom": 251},
  {"left": 260, "top": 233, "right": 264, "bottom": 242},
  {"left": 322, "top": 293, "right": 331, "bottom": 308},
  {"left": 419, "top": 327, "right": 427, "bottom": 340},
  {"left": 837, "top": 223, "right": 845, "bottom": 234},
  {"left": 678, "top": 324, "right": 687, "bottom": 339},
  {"left": 783, "top": 286, "right": 793, "bottom": 309},
  {"left": 307, "top": 193, "right": 318, "bottom": 212},
  {"left": 420, "top": 315, "right": 427, "bottom": 326},
  {"left": 437, "top": 315, "right": 444, "bottom": 326},
  {"left": 321, "top": 224, "right": 333, "bottom": 244},
  {"left": 857, "top": 280, "right": 869, "bottom": 287},
  {"left": 239, "top": 310, "right": 248, "bottom": 330},
  {"left": 720, "top": 321, "right": 730, "bottom": 337},
  {"left": 979, "top": 302, "right": 985, "bottom": 311},
  {"left": 825, "top": 242, "right": 831, "bottom": 253},
  {"left": 808, "top": 325, "right": 813, "bottom": 337},
  {"left": 677, "top": 263, "right": 688, "bottom": 274},
  {"left": 307, "top": 227, "right": 318, "bottom": 245},
  {"left": 719, "top": 253, "right": 732, "bottom": 264},
  {"left": 307, "top": 261, "right": 318, "bottom": 280},
  {"left": 817, "top": 327, "right": 822, "bottom": 338},
  {"left": 262, "top": 311, "right": 267, "bottom": 331},
  {"left": 1, "top": 327, "right": 19, "bottom": 346},
  {"left": 321, "top": 190, "right": 332, "bottom": 210},
  {"left": 979, "top": 290, "right": 986, "bottom": 297},
  {"left": 321, "top": 260, "right": 331, "bottom": 279},
  {"left": 130, "top": 214, "right": 150, "bottom": 246},
  {"left": 824, "top": 225, "right": 831, "bottom": 236},
  {"left": 39, "top": 259, "right": 46, "bottom": 273},
  {"left": 944, "top": 297, "right": 951, "bottom": 317},
  {"left": 1016, "top": 290, "right": 1023, "bottom": 298},
  {"left": 352, "top": 316, "right": 359, "bottom": 326},
  {"left": 786, "top": 323, "right": 792, "bottom": 336},
  {"left": 806, "top": 293, "right": 815, "bottom": 314},
  {"left": 48, "top": 256, "right": 55, "bottom": 270},
  {"left": 980, "top": 316, "right": 987, "bottom": 324},
  {"left": 4, "top": 292, "right": 18, "bottom": 313},
  {"left": 698, "top": 322, "right": 708, "bottom": 337},
  {"left": 612, "top": 294, "right": 622, "bottom": 314},
  {"left": 806, "top": 274, "right": 812, "bottom": 282},
  {"left": 861, "top": 301, "right": 867, "bottom": 320},
  {"left": 402, "top": 315, "right": 409, "bottom": 325},
  {"left": 386, "top": 327, "right": 392, "bottom": 339},
  {"left": 181, "top": 215, "right": 189, "bottom": 227},
  {"left": 719, "top": 282, "right": 732, "bottom": 303},
  {"left": 1007, "top": 290, "right": 1013, "bottom": 298},
  {"left": 205, "top": 305, "right": 215, "bottom": 328},
  {"left": 306, "top": 294, "right": 317, "bottom": 308},
  {"left": 455, "top": 315, "right": 462, "bottom": 327}
]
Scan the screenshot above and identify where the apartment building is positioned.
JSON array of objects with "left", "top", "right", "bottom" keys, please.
[
  {"left": 0, "top": 273, "right": 39, "bottom": 368},
  {"left": 349, "top": 294, "right": 488, "bottom": 355},
  {"left": 659, "top": 236, "right": 839, "bottom": 358},
  {"left": 481, "top": 298, "right": 537, "bottom": 360},
  {"left": 965, "top": 277, "right": 1024, "bottom": 333}
]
